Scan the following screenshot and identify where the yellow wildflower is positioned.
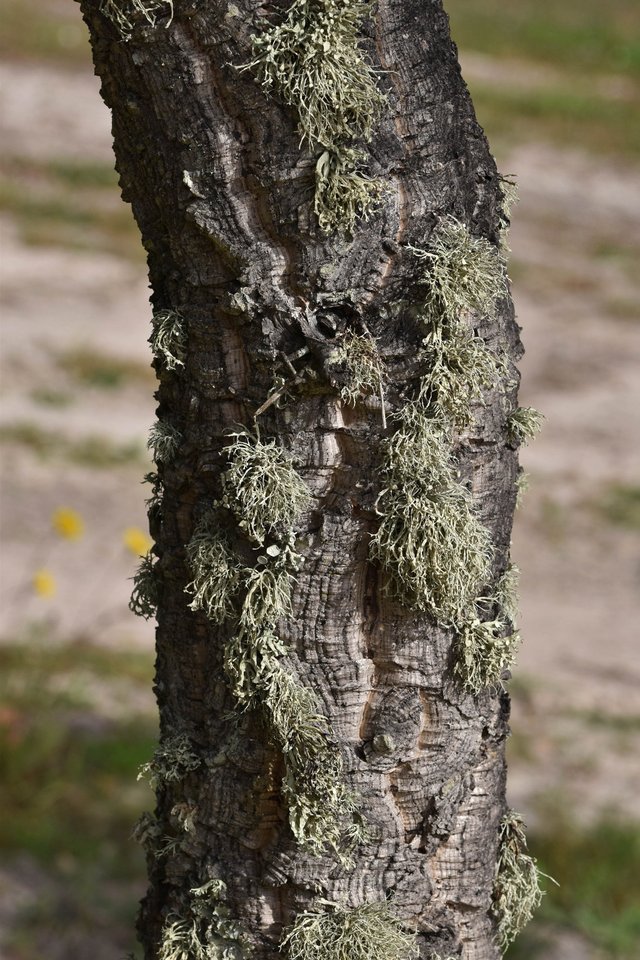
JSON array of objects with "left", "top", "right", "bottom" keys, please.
[
  {"left": 123, "top": 527, "right": 152, "bottom": 557},
  {"left": 52, "top": 507, "right": 84, "bottom": 541},
  {"left": 33, "top": 569, "right": 56, "bottom": 598}
]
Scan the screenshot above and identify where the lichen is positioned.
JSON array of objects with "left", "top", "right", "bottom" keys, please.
[
  {"left": 328, "top": 330, "right": 384, "bottom": 406},
  {"left": 498, "top": 175, "right": 519, "bottom": 252},
  {"left": 150, "top": 308, "right": 186, "bottom": 371},
  {"left": 506, "top": 406, "right": 544, "bottom": 446},
  {"left": 99, "top": 0, "right": 173, "bottom": 38},
  {"left": 418, "top": 321, "right": 509, "bottom": 428},
  {"left": 494, "top": 563, "right": 520, "bottom": 626},
  {"left": 492, "top": 810, "right": 547, "bottom": 951},
  {"left": 370, "top": 403, "right": 493, "bottom": 623},
  {"left": 314, "top": 148, "right": 384, "bottom": 234},
  {"left": 185, "top": 511, "right": 243, "bottom": 622},
  {"left": 138, "top": 733, "right": 201, "bottom": 788},
  {"left": 246, "top": 0, "right": 386, "bottom": 151},
  {"left": 143, "top": 470, "right": 163, "bottom": 512},
  {"left": 454, "top": 616, "right": 520, "bottom": 693},
  {"left": 515, "top": 469, "right": 530, "bottom": 509},
  {"left": 148, "top": 419, "right": 182, "bottom": 464},
  {"left": 282, "top": 901, "right": 418, "bottom": 960},
  {"left": 220, "top": 432, "right": 312, "bottom": 545},
  {"left": 410, "top": 217, "right": 506, "bottom": 325},
  {"left": 129, "top": 551, "right": 159, "bottom": 619}
]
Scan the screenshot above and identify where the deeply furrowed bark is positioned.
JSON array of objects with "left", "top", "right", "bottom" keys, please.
[{"left": 79, "top": 2, "right": 523, "bottom": 958}]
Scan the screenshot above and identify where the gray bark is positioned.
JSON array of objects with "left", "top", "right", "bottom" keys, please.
[{"left": 79, "top": 2, "right": 522, "bottom": 958}]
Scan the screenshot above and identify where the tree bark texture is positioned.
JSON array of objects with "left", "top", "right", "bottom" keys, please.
[{"left": 80, "top": 2, "right": 523, "bottom": 958}]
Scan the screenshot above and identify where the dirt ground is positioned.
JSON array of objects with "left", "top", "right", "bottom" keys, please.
[{"left": 1, "top": 13, "right": 639, "bottom": 960}]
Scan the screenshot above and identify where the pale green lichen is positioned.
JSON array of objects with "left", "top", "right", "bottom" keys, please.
[
  {"left": 131, "top": 811, "right": 161, "bottom": 847},
  {"left": 492, "top": 810, "right": 547, "bottom": 952},
  {"left": 220, "top": 432, "right": 312, "bottom": 545},
  {"left": 150, "top": 309, "right": 186, "bottom": 371},
  {"left": 143, "top": 470, "right": 163, "bottom": 512},
  {"left": 265, "top": 663, "right": 367, "bottom": 857},
  {"left": 148, "top": 419, "right": 182, "bottom": 464},
  {"left": 172, "top": 802, "right": 198, "bottom": 834},
  {"left": 185, "top": 512, "right": 242, "bottom": 622},
  {"left": 494, "top": 563, "right": 520, "bottom": 626},
  {"left": 454, "top": 616, "right": 520, "bottom": 693},
  {"left": 159, "top": 879, "right": 247, "bottom": 960},
  {"left": 99, "top": 0, "right": 173, "bottom": 38},
  {"left": 247, "top": 0, "right": 386, "bottom": 151},
  {"left": 129, "top": 551, "right": 159, "bottom": 619},
  {"left": 419, "top": 322, "right": 509, "bottom": 428},
  {"left": 282, "top": 901, "right": 418, "bottom": 960},
  {"left": 138, "top": 733, "right": 201, "bottom": 788},
  {"left": 328, "top": 330, "right": 384, "bottom": 406},
  {"left": 506, "top": 406, "right": 544, "bottom": 446},
  {"left": 315, "top": 148, "right": 384, "bottom": 234},
  {"left": 515, "top": 469, "right": 530, "bottom": 509},
  {"left": 370, "top": 403, "right": 493, "bottom": 623},
  {"left": 410, "top": 217, "right": 506, "bottom": 325}
]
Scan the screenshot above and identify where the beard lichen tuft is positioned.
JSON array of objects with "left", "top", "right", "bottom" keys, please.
[
  {"left": 370, "top": 403, "right": 493, "bottom": 623},
  {"left": 148, "top": 419, "right": 182, "bottom": 464},
  {"left": 185, "top": 511, "right": 243, "bottom": 623},
  {"left": 506, "top": 406, "right": 544, "bottom": 446},
  {"left": 410, "top": 217, "right": 506, "bottom": 325},
  {"left": 492, "top": 810, "right": 548, "bottom": 952},
  {"left": 99, "top": 0, "right": 173, "bottom": 38},
  {"left": 129, "top": 551, "right": 159, "bottom": 620},
  {"left": 314, "top": 148, "right": 384, "bottom": 234},
  {"left": 282, "top": 900, "right": 418, "bottom": 960},
  {"left": 418, "top": 321, "right": 510, "bottom": 428},
  {"left": 328, "top": 329, "right": 384, "bottom": 406},
  {"left": 150, "top": 308, "right": 186, "bottom": 371},
  {"left": 220, "top": 432, "right": 312, "bottom": 546},
  {"left": 515, "top": 469, "right": 530, "bottom": 509},
  {"left": 454, "top": 617, "right": 520, "bottom": 693},
  {"left": 138, "top": 733, "right": 201, "bottom": 789},
  {"left": 246, "top": 0, "right": 386, "bottom": 151}
]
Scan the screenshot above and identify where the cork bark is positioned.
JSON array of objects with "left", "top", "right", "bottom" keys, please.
[{"left": 79, "top": 1, "right": 522, "bottom": 957}]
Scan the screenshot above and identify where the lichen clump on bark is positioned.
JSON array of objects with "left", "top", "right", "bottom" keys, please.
[
  {"left": 328, "top": 329, "right": 384, "bottom": 406},
  {"left": 246, "top": 0, "right": 387, "bottom": 232},
  {"left": 220, "top": 432, "right": 312, "bottom": 546},
  {"left": 129, "top": 551, "right": 159, "bottom": 619},
  {"left": 150, "top": 308, "right": 187, "bottom": 371},
  {"left": 138, "top": 733, "right": 201, "bottom": 788},
  {"left": 492, "top": 811, "right": 546, "bottom": 951},
  {"left": 282, "top": 901, "right": 418, "bottom": 960},
  {"left": 370, "top": 403, "right": 493, "bottom": 623},
  {"left": 148, "top": 419, "right": 182, "bottom": 464},
  {"left": 159, "top": 880, "right": 247, "bottom": 960},
  {"left": 506, "top": 406, "right": 544, "bottom": 446},
  {"left": 186, "top": 432, "right": 363, "bottom": 857},
  {"left": 99, "top": 0, "right": 173, "bottom": 38}
]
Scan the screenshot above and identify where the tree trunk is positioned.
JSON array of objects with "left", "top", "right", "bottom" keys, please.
[{"left": 79, "top": 2, "right": 528, "bottom": 958}]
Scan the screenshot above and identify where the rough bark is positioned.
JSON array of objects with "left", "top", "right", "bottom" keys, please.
[{"left": 79, "top": 2, "right": 522, "bottom": 958}]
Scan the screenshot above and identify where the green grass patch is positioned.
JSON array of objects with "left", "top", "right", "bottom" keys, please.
[
  {"left": 0, "top": 157, "right": 142, "bottom": 261},
  {"left": 0, "top": 421, "right": 146, "bottom": 468},
  {"left": 598, "top": 484, "right": 640, "bottom": 530},
  {"left": 0, "top": 0, "right": 92, "bottom": 66},
  {"left": 468, "top": 82, "right": 640, "bottom": 160},
  {"left": 447, "top": 0, "right": 640, "bottom": 77},
  {"left": 57, "top": 347, "right": 155, "bottom": 390},
  {"left": 513, "top": 818, "right": 640, "bottom": 958}
]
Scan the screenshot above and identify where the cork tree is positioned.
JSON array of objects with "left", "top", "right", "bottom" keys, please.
[{"left": 79, "top": 1, "right": 546, "bottom": 958}]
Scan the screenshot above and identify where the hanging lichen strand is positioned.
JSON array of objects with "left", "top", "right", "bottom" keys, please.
[
  {"left": 282, "top": 901, "right": 418, "bottom": 960},
  {"left": 99, "top": 0, "right": 173, "bottom": 38},
  {"left": 492, "top": 811, "right": 546, "bottom": 952},
  {"left": 185, "top": 432, "right": 365, "bottom": 858},
  {"left": 371, "top": 217, "right": 521, "bottom": 691},
  {"left": 246, "top": 0, "right": 387, "bottom": 233}
]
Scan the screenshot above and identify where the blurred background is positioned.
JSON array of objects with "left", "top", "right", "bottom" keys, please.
[{"left": 0, "top": 1, "right": 638, "bottom": 957}]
